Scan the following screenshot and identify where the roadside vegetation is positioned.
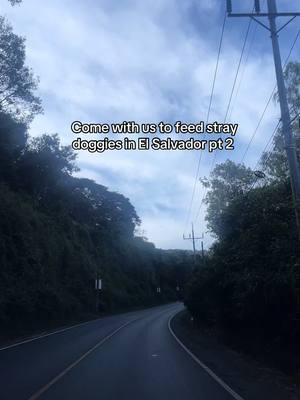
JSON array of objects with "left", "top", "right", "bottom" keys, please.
[
  {"left": 3, "top": 0, "right": 300, "bottom": 374},
  {"left": 185, "top": 62, "right": 300, "bottom": 373},
  {"left": 0, "top": 15, "right": 193, "bottom": 337}
]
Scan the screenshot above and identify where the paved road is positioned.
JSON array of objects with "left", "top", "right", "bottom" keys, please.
[{"left": 0, "top": 303, "right": 235, "bottom": 400}]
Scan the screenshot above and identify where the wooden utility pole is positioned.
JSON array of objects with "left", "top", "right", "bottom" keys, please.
[
  {"left": 227, "top": 0, "right": 300, "bottom": 239},
  {"left": 183, "top": 223, "right": 204, "bottom": 265}
]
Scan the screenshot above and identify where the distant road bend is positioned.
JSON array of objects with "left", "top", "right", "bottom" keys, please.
[{"left": 0, "top": 303, "right": 242, "bottom": 400}]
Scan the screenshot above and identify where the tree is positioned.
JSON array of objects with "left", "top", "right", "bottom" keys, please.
[
  {"left": 0, "top": 1, "right": 188, "bottom": 332},
  {"left": 284, "top": 62, "right": 300, "bottom": 113},
  {"left": 18, "top": 134, "right": 78, "bottom": 200},
  {"left": 8, "top": 0, "right": 22, "bottom": 5},
  {"left": 0, "top": 17, "right": 42, "bottom": 123},
  {"left": 262, "top": 62, "right": 300, "bottom": 182},
  {"left": 185, "top": 63, "right": 300, "bottom": 359},
  {"left": 202, "top": 160, "right": 256, "bottom": 239},
  {"left": 69, "top": 177, "right": 141, "bottom": 238},
  {"left": 185, "top": 172, "right": 299, "bottom": 344},
  {"left": 0, "top": 111, "right": 27, "bottom": 183}
]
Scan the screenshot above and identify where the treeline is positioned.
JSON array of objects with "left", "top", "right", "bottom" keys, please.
[
  {"left": 0, "top": 15, "right": 193, "bottom": 333},
  {"left": 185, "top": 62, "right": 300, "bottom": 368}
]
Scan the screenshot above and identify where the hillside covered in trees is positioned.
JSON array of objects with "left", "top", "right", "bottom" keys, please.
[
  {"left": 0, "top": 14, "right": 193, "bottom": 336},
  {"left": 185, "top": 61, "right": 300, "bottom": 371}
]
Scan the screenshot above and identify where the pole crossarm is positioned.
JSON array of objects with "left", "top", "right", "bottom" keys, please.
[
  {"left": 228, "top": 13, "right": 300, "bottom": 18},
  {"left": 183, "top": 235, "right": 203, "bottom": 240},
  {"left": 229, "top": 13, "right": 298, "bottom": 33},
  {"left": 250, "top": 17, "right": 270, "bottom": 31},
  {"left": 277, "top": 16, "right": 297, "bottom": 34}
]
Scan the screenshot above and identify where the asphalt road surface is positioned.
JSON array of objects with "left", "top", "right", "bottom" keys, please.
[{"left": 0, "top": 303, "right": 237, "bottom": 400}]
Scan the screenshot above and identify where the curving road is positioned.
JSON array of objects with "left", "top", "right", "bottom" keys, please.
[{"left": 0, "top": 303, "right": 235, "bottom": 400}]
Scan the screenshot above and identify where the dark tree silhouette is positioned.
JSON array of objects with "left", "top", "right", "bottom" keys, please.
[{"left": 0, "top": 17, "right": 42, "bottom": 123}]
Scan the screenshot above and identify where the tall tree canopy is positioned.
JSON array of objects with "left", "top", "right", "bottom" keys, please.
[
  {"left": 201, "top": 160, "right": 256, "bottom": 239},
  {"left": 0, "top": 17, "right": 42, "bottom": 123},
  {"left": 262, "top": 61, "right": 300, "bottom": 182},
  {"left": 185, "top": 62, "right": 300, "bottom": 357}
]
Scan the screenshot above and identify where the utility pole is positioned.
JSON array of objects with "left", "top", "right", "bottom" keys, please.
[
  {"left": 183, "top": 223, "right": 204, "bottom": 265},
  {"left": 201, "top": 239, "right": 205, "bottom": 260},
  {"left": 227, "top": 0, "right": 300, "bottom": 238}
]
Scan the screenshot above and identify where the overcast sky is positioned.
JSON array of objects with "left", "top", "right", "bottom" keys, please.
[{"left": 2, "top": 0, "right": 299, "bottom": 250}]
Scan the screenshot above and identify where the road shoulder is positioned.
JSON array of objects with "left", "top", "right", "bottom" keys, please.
[{"left": 170, "top": 309, "right": 300, "bottom": 400}]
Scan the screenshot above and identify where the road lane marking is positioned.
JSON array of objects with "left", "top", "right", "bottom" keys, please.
[
  {"left": 168, "top": 313, "right": 245, "bottom": 400},
  {"left": 0, "top": 304, "right": 176, "bottom": 352},
  {"left": 27, "top": 318, "right": 138, "bottom": 400},
  {"left": 0, "top": 318, "right": 102, "bottom": 352}
]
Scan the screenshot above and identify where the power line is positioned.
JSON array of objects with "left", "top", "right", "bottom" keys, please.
[
  {"left": 194, "top": 4, "right": 299, "bottom": 223},
  {"left": 223, "top": 17, "right": 253, "bottom": 124},
  {"left": 250, "top": 109, "right": 300, "bottom": 190},
  {"left": 240, "top": 28, "right": 300, "bottom": 164},
  {"left": 228, "top": 22, "right": 258, "bottom": 121},
  {"left": 228, "top": 0, "right": 267, "bottom": 121},
  {"left": 249, "top": 119, "right": 280, "bottom": 190},
  {"left": 194, "top": 3, "right": 300, "bottom": 229},
  {"left": 240, "top": 90, "right": 275, "bottom": 164},
  {"left": 194, "top": 13, "right": 253, "bottom": 224},
  {"left": 196, "top": 18, "right": 300, "bottom": 219},
  {"left": 183, "top": 10, "right": 227, "bottom": 234}
]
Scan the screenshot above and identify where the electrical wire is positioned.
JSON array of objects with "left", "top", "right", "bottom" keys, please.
[
  {"left": 240, "top": 28, "right": 300, "bottom": 164},
  {"left": 194, "top": 14, "right": 253, "bottom": 224},
  {"left": 227, "top": 0, "right": 267, "bottom": 121},
  {"left": 249, "top": 119, "right": 280, "bottom": 190},
  {"left": 250, "top": 110, "right": 300, "bottom": 190},
  {"left": 195, "top": 25, "right": 300, "bottom": 223},
  {"left": 183, "top": 10, "right": 227, "bottom": 234},
  {"left": 228, "top": 21, "right": 258, "bottom": 121},
  {"left": 223, "top": 18, "right": 253, "bottom": 124}
]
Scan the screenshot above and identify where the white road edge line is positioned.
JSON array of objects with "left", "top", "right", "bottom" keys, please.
[
  {"left": 28, "top": 318, "right": 139, "bottom": 400},
  {"left": 0, "top": 317, "right": 103, "bottom": 352},
  {"left": 0, "top": 304, "right": 178, "bottom": 352},
  {"left": 168, "top": 312, "right": 245, "bottom": 400}
]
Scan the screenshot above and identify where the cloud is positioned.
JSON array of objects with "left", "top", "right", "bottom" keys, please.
[{"left": 2, "top": 0, "right": 297, "bottom": 249}]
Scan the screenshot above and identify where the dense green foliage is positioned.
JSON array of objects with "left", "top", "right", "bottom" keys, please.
[
  {"left": 0, "top": 110, "right": 192, "bottom": 330},
  {"left": 0, "top": 17, "right": 193, "bottom": 333},
  {"left": 185, "top": 62, "right": 300, "bottom": 356},
  {"left": 8, "top": 1, "right": 22, "bottom": 5},
  {"left": 0, "top": 17, "right": 42, "bottom": 123}
]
